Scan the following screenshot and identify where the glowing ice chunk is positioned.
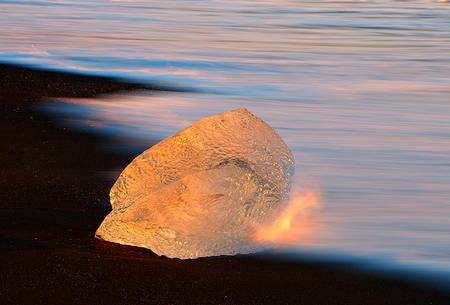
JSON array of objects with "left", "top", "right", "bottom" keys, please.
[{"left": 95, "top": 108, "right": 294, "bottom": 259}]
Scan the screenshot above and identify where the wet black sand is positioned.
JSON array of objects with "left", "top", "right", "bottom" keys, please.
[{"left": 0, "top": 62, "right": 449, "bottom": 305}]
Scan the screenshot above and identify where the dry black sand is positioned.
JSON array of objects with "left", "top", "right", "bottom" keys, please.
[{"left": 0, "top": 62, "right": 449, "bottom": 305}]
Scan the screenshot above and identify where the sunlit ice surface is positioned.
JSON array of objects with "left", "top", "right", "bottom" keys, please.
[{"left": 2, "top": 0, "right": 450, "bottom": 278}]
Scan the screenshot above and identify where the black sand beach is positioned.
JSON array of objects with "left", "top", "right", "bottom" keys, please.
[{"left": 0, "top": 63, "right": 449, "bottom": 305}]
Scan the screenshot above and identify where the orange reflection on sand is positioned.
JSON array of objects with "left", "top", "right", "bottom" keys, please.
[{"left": 252, "top": 189, "right": 320, "bottom": 246}]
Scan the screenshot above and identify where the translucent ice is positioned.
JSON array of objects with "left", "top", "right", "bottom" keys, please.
[{"left": 95, "top": 108, "right": 295, "bottom": 259}]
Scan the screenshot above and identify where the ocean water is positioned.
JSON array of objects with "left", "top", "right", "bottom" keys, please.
[{"left": 1, "top": 0, "right": 450, "bottom": 278}]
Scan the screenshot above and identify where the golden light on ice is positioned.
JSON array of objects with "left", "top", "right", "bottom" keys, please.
[
  {"left": 252, "top": 189, "right": 320, "bottom": 246},
  {"left": 96, "top": 108, "right": 296, "bottom": 259}
]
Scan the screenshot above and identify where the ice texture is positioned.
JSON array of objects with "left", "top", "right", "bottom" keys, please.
[{"left": 95, "top": 108, "right": 295, "bottom": 259}]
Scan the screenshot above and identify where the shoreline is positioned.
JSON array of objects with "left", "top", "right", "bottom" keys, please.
[{"left": 0, "top": 62, "right": 448, "bottom": 305}]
